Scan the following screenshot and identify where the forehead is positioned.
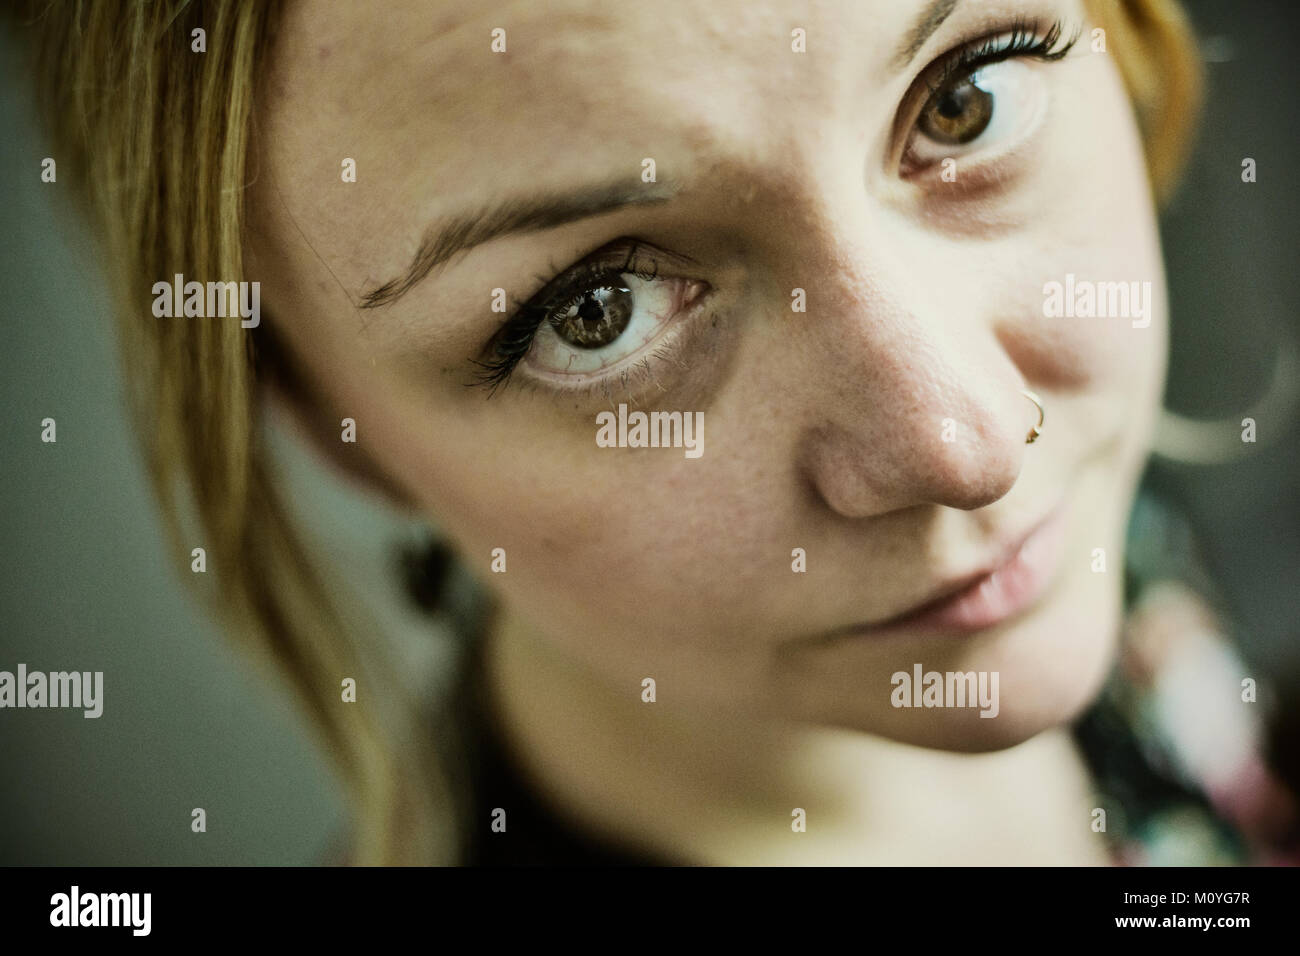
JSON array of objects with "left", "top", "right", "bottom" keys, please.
[
  {"left": 261, "top": 0, "right": 920, "bottom": 184},
  {"left": 253, "top": 0, "right": 1024, "bottom": 297}
]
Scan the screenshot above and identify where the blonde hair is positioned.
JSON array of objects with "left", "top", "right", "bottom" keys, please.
[{"left": 9, "top": 0, "right": 1201, "bottom": 865}]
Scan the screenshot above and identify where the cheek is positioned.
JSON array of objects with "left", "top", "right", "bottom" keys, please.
[
  {"left": 1052, "top": 57, "right": 1169, "bottom": 356},
  {"left": 365, "top": 388, "right": 767, "bottom": 646},
  {"left": 398, "top": 428, "right": 802, "bottom": 704},
  {"left": 982, "top": 57, "right": 1169, "bottom": 425}
]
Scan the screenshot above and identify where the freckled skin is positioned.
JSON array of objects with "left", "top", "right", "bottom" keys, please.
[{"left": 247, "top": 0, "right": 1166, "bottom": 862}]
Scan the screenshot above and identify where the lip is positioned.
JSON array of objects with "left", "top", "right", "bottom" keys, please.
[{"left": 833, "top": 502, "right": 1070, "bottom": 640}]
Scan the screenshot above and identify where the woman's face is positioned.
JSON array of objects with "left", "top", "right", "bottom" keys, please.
[{"left": 247, "top": 0, "right": 1167, "bottom": 750}]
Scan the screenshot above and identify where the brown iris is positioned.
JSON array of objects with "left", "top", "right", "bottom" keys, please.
[
  {"left": 550, "top": 285, "right": 634, "bottom": 349},
  {"left": 918, "top": 75, "right": 994, "bottom": 145}
]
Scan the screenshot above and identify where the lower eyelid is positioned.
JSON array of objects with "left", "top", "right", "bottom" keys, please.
[{"left": 511, "top": 328, "right": 691, "bottom": 407}]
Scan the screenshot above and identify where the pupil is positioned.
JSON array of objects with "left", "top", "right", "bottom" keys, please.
[
  {"left": 938, "top": 85, "right": 970, "bottom": 118},
  {"left": 576, "top": 295, "right": 604, "bottom": 324},
  {"left": 552, "top": 284, "right": 634, "bottom": 349},
  {"left": 919, "top": 76, "right": 994, "bottom": 145}
]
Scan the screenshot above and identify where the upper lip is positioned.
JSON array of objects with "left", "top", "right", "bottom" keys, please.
[{"left": 831, "top": 504, "right": 1060, "bottom": 635}]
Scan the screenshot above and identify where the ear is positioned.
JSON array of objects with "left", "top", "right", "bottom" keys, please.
[{"left": 259, "top": 361, "right": 422, "bottom": 517}]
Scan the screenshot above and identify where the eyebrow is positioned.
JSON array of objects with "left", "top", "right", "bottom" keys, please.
[
  {"left": 359, "top": 180, "right": 679, "bottom": 308},
  {"left": 894, "top": 0, "right": 963, "bottom": 68}
]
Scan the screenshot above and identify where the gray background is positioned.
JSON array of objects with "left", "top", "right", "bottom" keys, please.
[
  {"left": 0, "top": 33, "right": 344, "bottom": 859},
  {"left": 2, "top": 1, "right": 1297, "bottom": 864}
]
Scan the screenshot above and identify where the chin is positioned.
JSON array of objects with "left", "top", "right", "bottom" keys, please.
[{"left": 795, "top": 565, "right": 1125, "bottom": 754}]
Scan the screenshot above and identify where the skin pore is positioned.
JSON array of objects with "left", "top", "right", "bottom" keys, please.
[{"left": 246, "top": 0, "right": 1167, "bottom": 863}]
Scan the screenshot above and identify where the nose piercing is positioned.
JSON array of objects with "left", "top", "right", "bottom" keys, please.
[{"left": 1021, "top": 389, "right": 1045, "bottom": 444}]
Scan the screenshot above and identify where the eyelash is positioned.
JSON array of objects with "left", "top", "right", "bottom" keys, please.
[
  {"left": 471, "top": 240, "right": 662, "bottom": 395},
  {"left": 923, "top": 17, "right": 1079, "bottom": 98},
  {"left": 470, "top": 17, "right": 1080, "bottom": 396}
]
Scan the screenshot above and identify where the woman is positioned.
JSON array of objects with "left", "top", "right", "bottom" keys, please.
[{"left": 11, "top": 0, "right": 1297, "bottom": 865}]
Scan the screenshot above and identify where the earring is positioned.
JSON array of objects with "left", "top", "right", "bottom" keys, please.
[{"left": 1021, "top": 389, "right": 1045, "bottom": 444}]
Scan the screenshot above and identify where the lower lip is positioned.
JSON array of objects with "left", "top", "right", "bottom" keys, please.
[{"left": 858, "top": 505, "right": 1069, "bottom": 639}]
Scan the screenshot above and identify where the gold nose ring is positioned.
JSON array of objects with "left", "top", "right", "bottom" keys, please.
[{"left": 1021, "top": 389, "right": 1045, "bottom": 444}]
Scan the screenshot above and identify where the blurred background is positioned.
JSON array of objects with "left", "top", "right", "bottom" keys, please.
[{"left": 2, "top": 0, "right": 1297, "bottom": 864}]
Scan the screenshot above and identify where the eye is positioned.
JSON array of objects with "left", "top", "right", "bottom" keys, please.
[
  {"left": 918, "top": 70, "right": 997, "bottom": 145},
  {"left": 900, "top": 18, "right": 1079, "bottom": 174},
  {"left": 549, "top": 284, "right": 635, "bottom": 349},
  {"left": 906, "top": 59, "right": 1045, "bottom": 168},
  {"left": 527, "top": 271, "right": 703, "bottom": 376},
  {"left": 472, "top": 241, "right": 709, "bottom": 393}
]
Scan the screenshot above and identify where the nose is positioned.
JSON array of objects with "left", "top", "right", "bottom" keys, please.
[{"left": 794, "top": 242, "right": 1030, "bottom": 519}]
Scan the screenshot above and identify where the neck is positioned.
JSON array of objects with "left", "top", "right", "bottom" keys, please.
[{"left": 481, "top": 605, "right": 1111, "bottom": 865}]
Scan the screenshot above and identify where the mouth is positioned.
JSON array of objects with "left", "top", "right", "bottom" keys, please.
[{"left": 828, "top": 501, "right": 1070, "bottom": 641}]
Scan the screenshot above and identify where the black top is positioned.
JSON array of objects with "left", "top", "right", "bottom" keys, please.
[{"left": 454, "top": 639, "right": 674, "bottom": 866}]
